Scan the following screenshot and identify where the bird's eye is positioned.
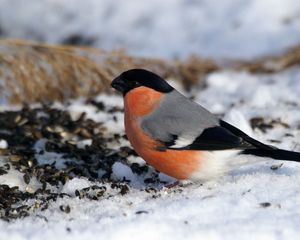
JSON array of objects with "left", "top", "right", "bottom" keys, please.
[{"left": 132, "top": 81, "right": 140, "bottom": 86}]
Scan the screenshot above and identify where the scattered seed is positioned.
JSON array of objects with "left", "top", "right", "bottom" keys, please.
[
  {"left": 285, "top": 133, "right": 294, "bottom": 137},
  {"left": 268, "top": 139, "right": 281, "bottom": 144},
  {"left": 23, "top": 172, "right": 31, "bottom": 184},
  {"left": 60, "top": 205, "right": 71, "bottom": 213},
  {"left": 25, "top": 186, "right": 35, "bottom": 194},
  {"left": 135, "top": 210, "right": 148, "bottom": 215},
  {"left": 270, "top": 163, "right": 283, "bottom": 171},
  {"left": 9, "top": 155, "right": 22, "bottom": 162},
  {"left": 17, "top": 118, "right": 28, "bottom": 126},
  {"left": 145, "top": 187, "right": 157, "bottom": 193},
  {"left": 250, "top": 117, "right": 290, "bottom": 132},
  {"left": 260, "top": 202, "right": 271, "bottom": 208},
  {"left": 14, "top": 115, "right": 22, "bottom": 123},
  {"left": 0, "top": 149, "right": 8, "bottom": 155},
  {"left": 0, "top": 168, "right": 8, "bottom": 175},
  {"left": 0, "top": 102, "right": 153, "bottom": 221},
  {"left": 242, "top": 189, "right": 251, "bottom": 195}
]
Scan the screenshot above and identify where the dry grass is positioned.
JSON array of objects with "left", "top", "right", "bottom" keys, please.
[
  {"left": 233, "top": 45, "right": 300, "bottom": 73},
  {"left": 0, "top": 39, "right": 112, "bottom": 104},
  {"left": 1, "top": 38, "right": 300, "bottom": 104},
  {"left": 0, "top": 39, "right": 218, "bottom": 104}
]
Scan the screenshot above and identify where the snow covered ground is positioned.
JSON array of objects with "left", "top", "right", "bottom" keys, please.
[
  {"left": 1, "top": 68, "right": 300, "bottom": 239},
  {"left": 0, "top": 0, "right": 300, "bottom": 59}
]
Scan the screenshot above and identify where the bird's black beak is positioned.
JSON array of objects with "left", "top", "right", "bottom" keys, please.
[{"left": 111, "top": 76, "right": 127, "bottom": 93}]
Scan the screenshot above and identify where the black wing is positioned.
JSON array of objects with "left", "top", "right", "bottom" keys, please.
[{"left": 165, "top": 120, "right": 275, "bottom": 151}]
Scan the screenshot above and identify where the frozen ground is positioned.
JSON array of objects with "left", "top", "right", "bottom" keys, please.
[
  {"left": 1, "top": 68, "right": 300, "bottom": 239},
  {"left": 0, "top": 0, "right": 300, "bottom": 59}
]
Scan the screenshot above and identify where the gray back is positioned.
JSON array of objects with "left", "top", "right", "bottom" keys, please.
[{"left": 140, "top": 90, "right": 219, "bottom": 143}]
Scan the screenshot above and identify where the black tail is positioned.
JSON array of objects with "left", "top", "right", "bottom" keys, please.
[
  {"left": 220, "top": 120, "right": 300, "bottom": 163},
  {"left": 242, "top": 148, "right": 300, "bottom": 162}
]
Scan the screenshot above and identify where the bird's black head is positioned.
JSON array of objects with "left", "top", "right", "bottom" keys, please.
[{"left": 111, "top": 69, "right": 173, "bottom": 95}]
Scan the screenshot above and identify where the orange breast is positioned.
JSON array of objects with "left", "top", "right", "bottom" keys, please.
[{"left": 124, "top": 87, "right": 202, "bottom": 180}]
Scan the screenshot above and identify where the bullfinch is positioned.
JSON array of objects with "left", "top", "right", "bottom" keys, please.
[{"left": 111, "top": 69, "right": 300, "bottom": 181}]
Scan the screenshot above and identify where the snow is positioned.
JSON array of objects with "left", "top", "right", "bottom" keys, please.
[
  {"left": 0, "top": 158, "right": 42, "bottom": 192},
  {"left": 1, "top": 68, "right": 300, "bottom": 239},
  {"left": 0, "top": 139, "right": 8, "bottom": 149},
  {"left": 0, "top": 0, "right": 300, "bottom": 59},
  {"left": 61, "top": 178, "right": 92, "bottom": 196},
  {"left": 2, "top": 170, "right": 300, "bottom": 240},
  {"left": 76, "top": 139, "right": 92, "bottom": 149},
  {"left": 111, "top": 162, "right": 135, "bottom": 182},
  {"left": 223, "top": 109, "right": 254, "bottom": 136}
]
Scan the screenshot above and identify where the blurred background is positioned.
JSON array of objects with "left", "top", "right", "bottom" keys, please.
[{"left": 0, "top": 0, "right": 300, "bottom": 60}]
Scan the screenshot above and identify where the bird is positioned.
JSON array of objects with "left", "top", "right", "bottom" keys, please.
[{"left": 111, "top": 68, "right": 300, "bottom": 181}]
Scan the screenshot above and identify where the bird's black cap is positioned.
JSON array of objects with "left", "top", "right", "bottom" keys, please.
[{"left": 111, "top": 69, "right": 173, "bottom": 95}]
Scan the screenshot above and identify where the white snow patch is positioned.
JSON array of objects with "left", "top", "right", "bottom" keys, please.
[
  {"left": 0, "top": 140, "right": 8, "bottom": 149},
  {"left": 223, "top": 109, "right": 254, "bottom": 136},
  {"left": 0, "top": 157, "right": 41, "bottom": 192},
  {"left": 158, "top": 173, "right": 176, "bottom": 183},
  {"left": 34, "top": 139, "right": 69, "bottom": 169},
  {"left": 112, "top": 162, "right": 135, "bottom": 182},
  {"left": 77, "top": 139, "right": 92, "bottom": 149},
  {"left": 61, "top": 178, "right": 91, "bottom": 196}
]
